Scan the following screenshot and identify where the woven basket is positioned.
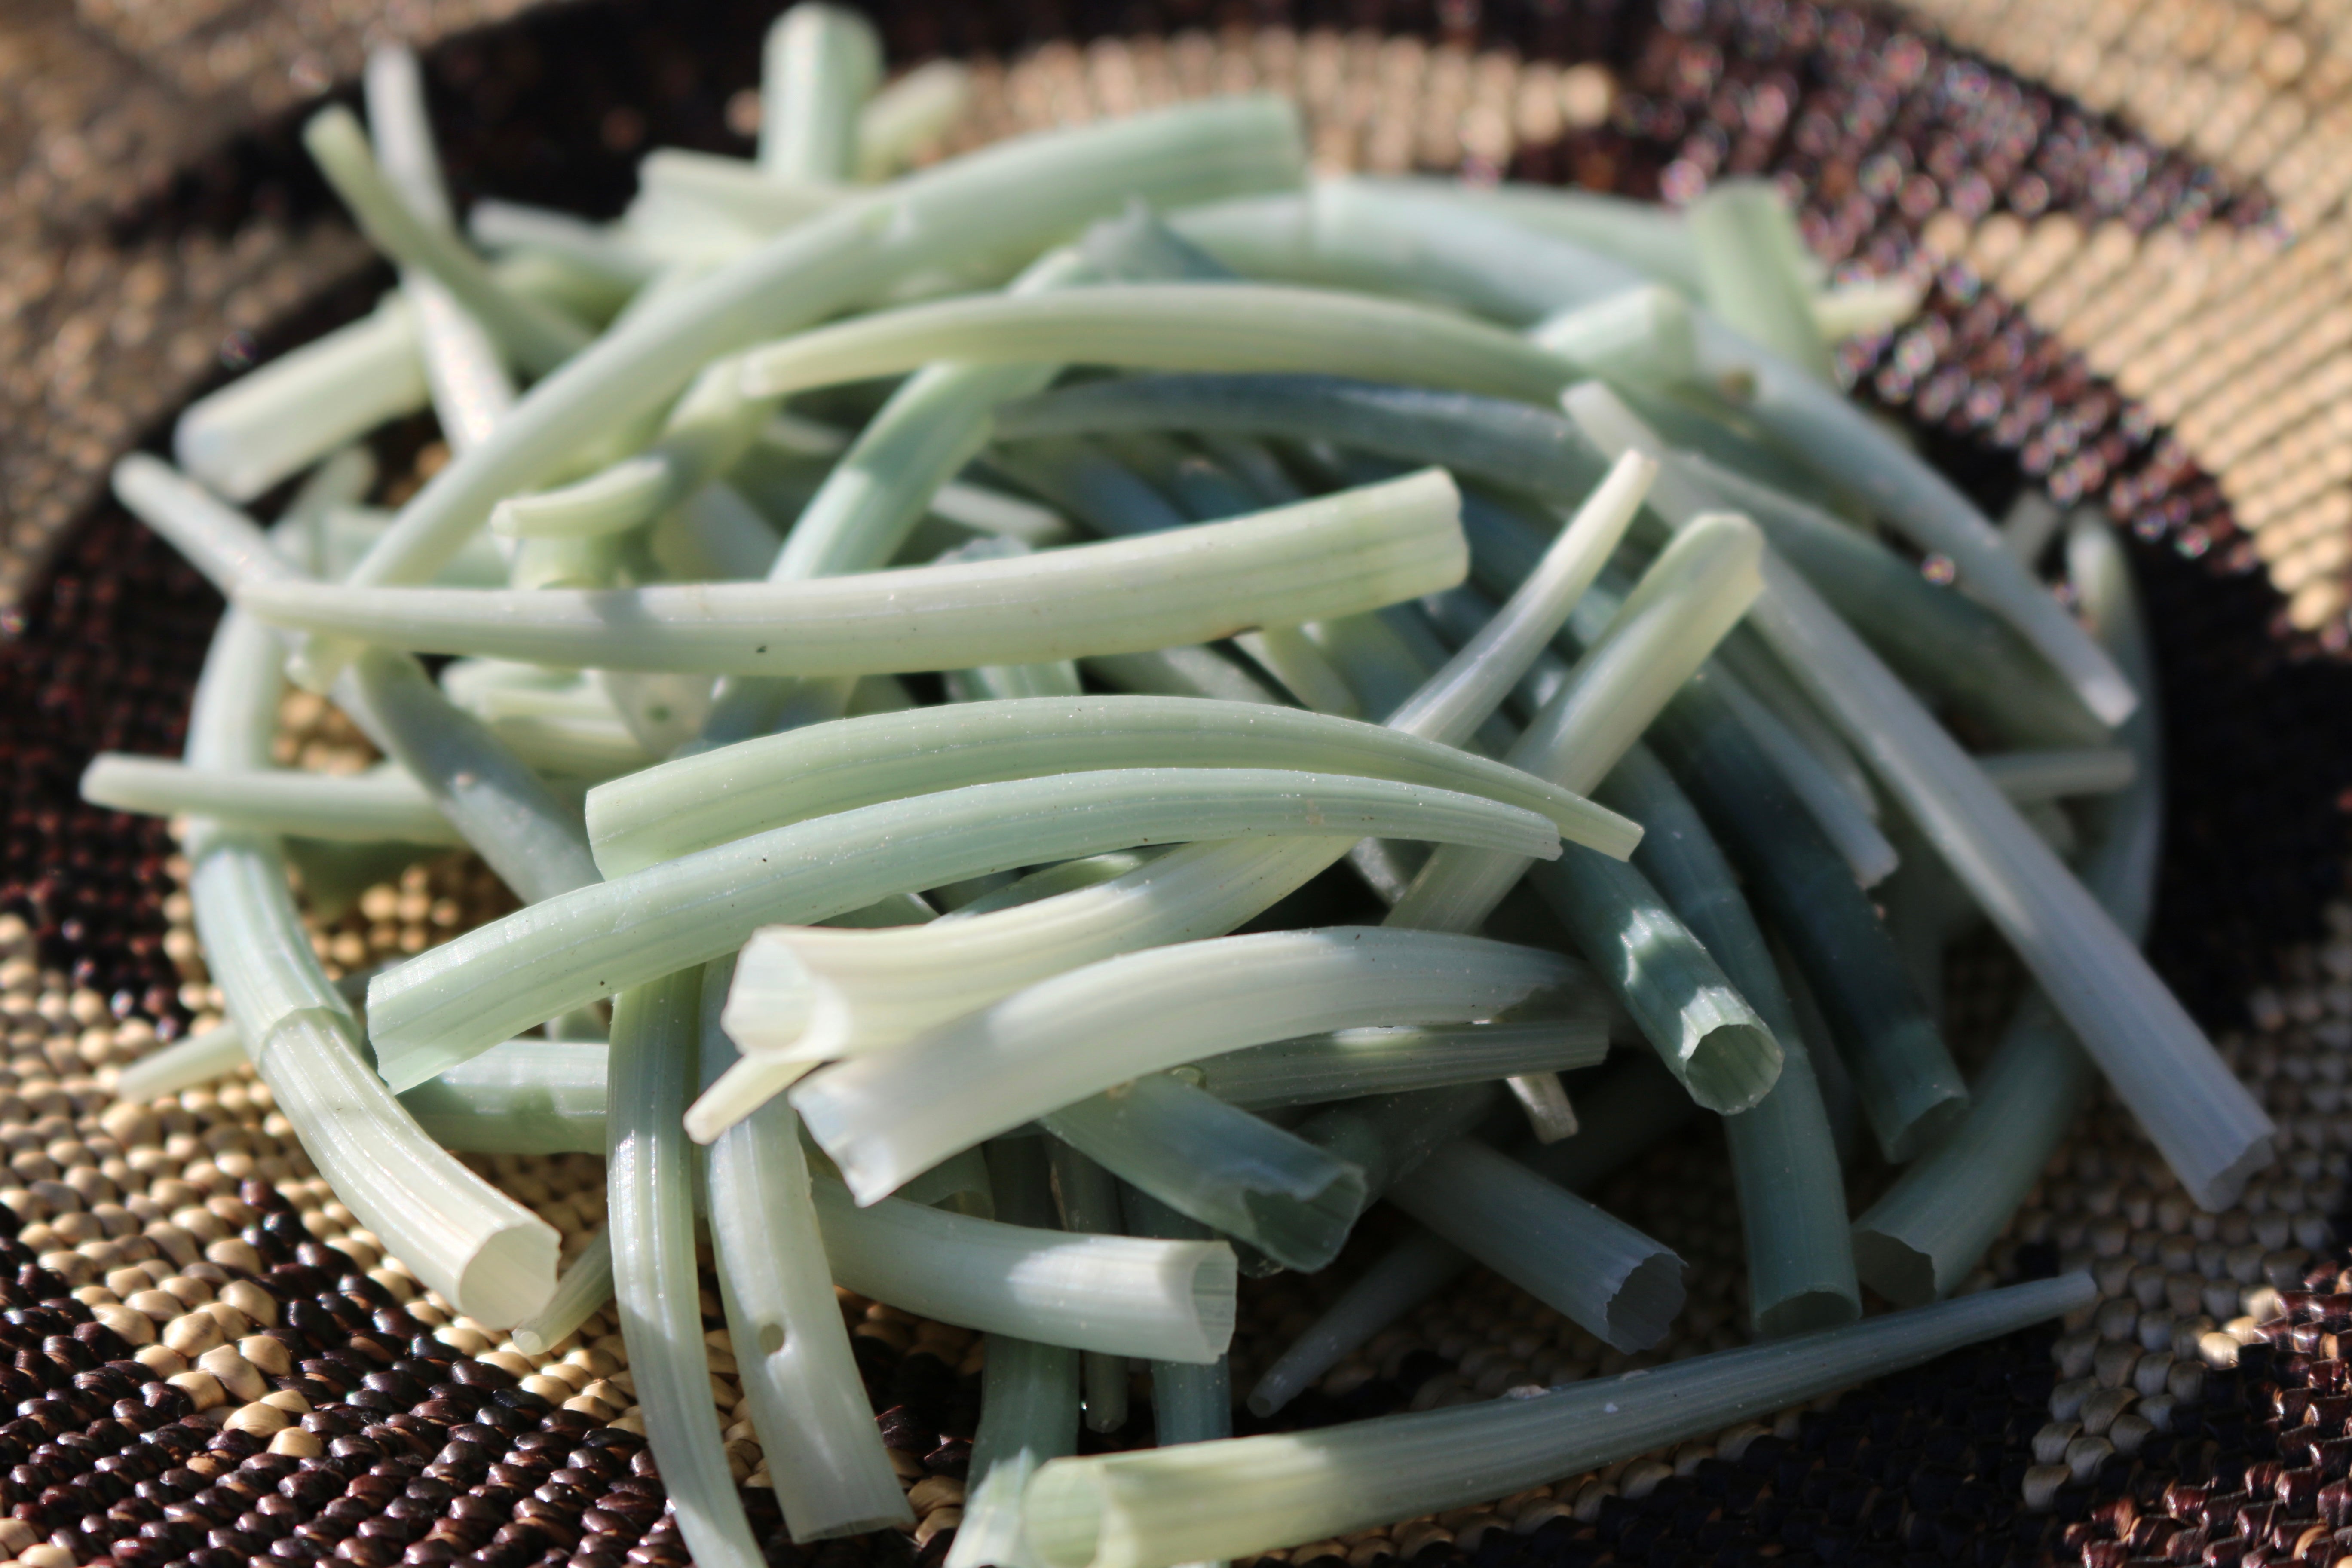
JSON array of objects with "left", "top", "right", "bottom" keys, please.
[{"left": 5, "top": 4, "right": 2352, "bottom": 1568}]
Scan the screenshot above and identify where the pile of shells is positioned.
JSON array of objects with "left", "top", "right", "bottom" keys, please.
[{"left": 6, "top": 5, "right": 2352, "bottom": 1566}]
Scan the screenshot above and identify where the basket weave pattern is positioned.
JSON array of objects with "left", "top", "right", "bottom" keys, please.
[
  {"left": 2, "top": 5, "right": 2351, "bottom": 1568},
  {"left": 1896, "top": 0, "right": 2352, "bottom": 644}
]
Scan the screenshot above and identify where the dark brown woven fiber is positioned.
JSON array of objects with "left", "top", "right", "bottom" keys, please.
[{"left": 7, "top": 4, "right": 2352, "bottom": 1568}]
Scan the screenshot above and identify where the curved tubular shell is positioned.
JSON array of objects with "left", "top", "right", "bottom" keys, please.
[
  {"left": 489, "top": 359, "right": 775, "bottom": 545},
  {"left": 183, "top": 612, "right": 556, "bottom": 1326},
  {"left": 493, "top": 451, "right": 682, "bottom": 539},
  {"left": 606, "top": 968, "right": 766, "bottom": 1568},
  {"left": 1383, "top": 516, "right": 1780, "bottom": 1115},
  {"left": 111, "top": 1020, "right": 250, "bottom": 1104},
  {"left": 1019, "top": 1275, "right": 2096, "bottom": 1568},
  {"left": 293, "top": 95, "right": 1307, "bottom": 690},
  {"left": 1976, "top": 747, "right": 2136, "bottom": 802},
  {"left": 105, "top": 461, "right": 601, "bottom": 905},
  {"left": 508, "top": 1229, "right": 614, "bottom": 1358},
  {"left": 758, "top": 2, "right": 880, "bottom": 181},
  {"left": 1245, "top": 1057, "right": 1697, "bottom": 1418},
  {"left": 995, "top": 374, "right": 1610, "bottom": 506},
  {"left": 396, "top": 1039, "right": 609, "bottom": 1154},
  {"left": 1245, "top": 1231, "right": 1462, "bottom": 1419},
  {"left": 172, "top": 297, "right": 427, "bottom": 502},
  {"left": 1117, "top": 1186, "right": 1235, "bottom": 1551},
  {"left": 854, "top": 61, "right": 971, "bottom": 180},
  {"left": 1687, "top": 181, "right": 1833, "bottom": 380},
  {"left": 588, "top": 692, "right": 1635, "bottom": 877},
  {"left": 812, "top": 1176, "right": 1235, "bottom": 1363},
  {"left": 337, "top": 646, "right": 603, "bottom": 905},
  {"left": 1528, "top": 285, "right": 1699, "bottom": 389},
  {"left": 788, "top": 928, "right": 1583, "bottom": 1204},
  {"left": 1043, "top": 1074, "right": 1368, "bottom": 1273},
  {"left": 1648, "top": 669, "right": 1966, "bottom": 1162},
  {"left": 252, "top": 1012, "right": 560, "bottom": 1326},
  {"left": 1336, "top": 175, "right": 1703, "bottom": 293},
  {"left": 1388, "top": 514, "right": 1764, "bottom": 931},
  {"left": 1689, "top": 313, "right": 2136, "bottom": 727},
  {"left": 1683, "top": 454, "right": 2108, "bottom": 750},
  {"left": 1386, "top": 1138, "right": 1685, "bottom": 1352},
  {"left": 944, "top": 1140, "right": 1080, "bottom": 1568},
  {"left": 1449, "top": 514, "right": 1899, "bottom": 901},
  {"left": 1850, "top": 518, "right": 2162, "bottom": 1301},
  {"left": 1853, "top": 1000, "right": 2096, "bottom": 1306},
  {"left": 1709, "top": 670, "right": 1898, "bottom": 887},
  {"left": 113, "top": 453, "right": 308, "bottom": 596},
  {"left": 949, "top": 1327, "right": 1081, "bottom": 1568},
  {"left": 1194, "top": 1017, "right": 1610, "bottom": 1110},
  {"left": 1524, "top": 850, "right": 1782, "bottom": 1115},
  {"left": 694, "top": 213, "right": 1229, "bottom": 746},
  {"left": 712, "top": 456, "right": 1653, "bottom": 1094},
  {"left": 1170, "top": 177, "right": 2132, "bottom": 727},
  {"left": 1438, "top": 561, "right": 1872, "bottom": 1194},
  {"left": 718, "top": 837, "right": 1347, "bottom": 1081},
  {"left": 1170, "top": 181, "right": 1643, "bottom": 324},
  {"left": 369, "top": 767, "right": 1562, "bottom": 1094},
  {"left": 762, "top": 248, "right": 1090, "bottom": 583},
  {"left": 82, "top": 754, "right": 459, "bottom": 846},
  {"left": 364, "top": 45, "right": 515, "bottom": 453},
  {"left": 1593, "top": 748, "right": 1858, "bottom": 1338},
  {"left": 737, "top": 284, "right": 1577, "bottom": 404},
  {"left": 1293, "top": 1087, "right": 1504, "bottom": 1228},
  {"left": 1569, "top": 385, "right": 2272, "bottom": 1211},
  {"left": 303, "top": 106, "right": 590, "bottom": 375},
  {"left": 241, "top": 469, "right": 1468, "bottom": 676},
  {"left": 681, "top": 227, "right": 1154, "bottom": 753},
  {"left": 1044, "top": 1143, "right": 1136, "bottom": 1435},
  {"left": 700, "top": 956, "right": 912, "bottom": 1542},
  {"left": 1380, "top": 450, "right": 1658, "bottom": 744}
]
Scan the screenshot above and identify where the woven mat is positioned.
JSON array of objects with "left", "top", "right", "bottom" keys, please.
[{"left": 5, "top": 5, "right": 2352, "bottom": 1568}]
